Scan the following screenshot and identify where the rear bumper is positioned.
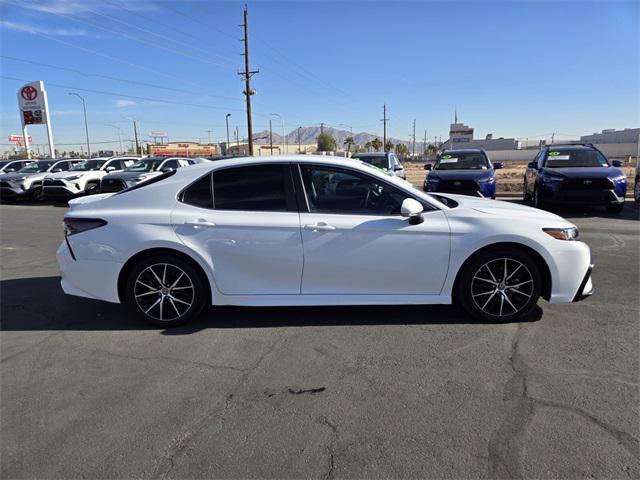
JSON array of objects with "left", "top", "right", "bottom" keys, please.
[
  {"left": 573, "top": 264, "right": 594, "bottom": 302},
  {"left": 57, "top": 240, "right": 122, "bottom": 303}
]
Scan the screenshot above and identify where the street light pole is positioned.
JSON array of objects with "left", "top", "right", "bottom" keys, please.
[
  {"left": 68, "top": 92, "right": 91, "bottom": 159},
  {"left": 270, "top": 113, "right": 286, "bottom": 154},
  {"left": 225, "top": 113, "right": 231, "bottom": 153}
]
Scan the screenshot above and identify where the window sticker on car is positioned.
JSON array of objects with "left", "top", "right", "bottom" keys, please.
[
  {"left": 549, "top": 155, "right": 570, "bottom": 160},
  {"left": 441, "top": 154, "right": 453, "bottom": 159},
  {"left": 440, "top": 158, "right": 458, "bottom": 163},
  {"left": 548, "top": 151, "right": 561, "bottom": 156}
]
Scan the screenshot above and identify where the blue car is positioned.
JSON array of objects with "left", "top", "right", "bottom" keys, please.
[
  {"left": 423, "top": 149, "right": 503, "bottom": 199},
  {"left": 523, "top": 144, "right": 627, "bottom": 214}
]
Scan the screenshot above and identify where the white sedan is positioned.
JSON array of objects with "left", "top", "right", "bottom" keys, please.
[{"left": 57, "top": 156, "right": 593, "bottom": 326}]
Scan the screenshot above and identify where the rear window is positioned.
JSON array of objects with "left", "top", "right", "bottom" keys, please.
[{"left": 211, "top": 164, "right": 288, "bottom": 211}]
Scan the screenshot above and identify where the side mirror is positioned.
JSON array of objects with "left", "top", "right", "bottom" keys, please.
[
  {"left": 611, "top": 160, "right": 622, "bottom": 167},
  {"left": 493, "top": 162, "right": 504, "bottom": 169},
  {"left": 424, "top": 163, "right": 432, "bottom": 171},
  {"left": 401, "top": 198, "right": 424, "bottom": 225},
  {"left": 52, "top": 168, "right": 62, "bottom": 173},
  {"left": 394, "top": 166, "right": 403, "bottom": 171},
  {"left": 527, "top": 162, "right": 538, "bottom": 169},
  {"left": 161, "top": 167, "right": 174, "bottom": 173},
  {"left": 105, "top": 166, "right": 116, "bottom": 171}
]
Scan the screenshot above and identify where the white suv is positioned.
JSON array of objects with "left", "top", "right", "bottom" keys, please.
[{"left": 43, "top": 157, "right": 138, "bottom": 199}]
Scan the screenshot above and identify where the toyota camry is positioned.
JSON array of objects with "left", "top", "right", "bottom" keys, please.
[{"left": 57, "top": 156, "right": 593, "bottom": 326}]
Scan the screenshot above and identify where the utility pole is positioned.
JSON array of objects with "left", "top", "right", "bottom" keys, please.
[
  {"left": 239, "top": 6, "right": 258, "bottom": 156},
  {"left": 551, "top": 133, "right": 555, "bottom": 144},
  {"left": 382, "top": 104, "right": 388, "bottom": 152},
  {"left": 206, "top": 130, "right": 213, "bottom": 144},
  {"left": 269, "top": 120, "right": 273, "bottom": 155},
  {"left": 225, "top": 113, "right": 231, "bottom": 153},
  {"left": 133, "top": 119, "right": 140, "bottom": 155},
  {"left": 298, "top": 126, "right": 302, "bottom": 153},
  {"left": 320, "top": 122, "right": 324, "bottom": 135},
  {"left": 423, "top": 129, "right": 427, "bottom": 155},
  {"left": 412, "top": 118, "right": 416, "bottom": 157}
]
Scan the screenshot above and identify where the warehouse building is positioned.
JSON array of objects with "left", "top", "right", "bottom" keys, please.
[
  {"left": 580, "top": 128, "right": 639, "bottom": 144},
  {"left": 441, "top": 121, "right": 519, "bottom": 151}
]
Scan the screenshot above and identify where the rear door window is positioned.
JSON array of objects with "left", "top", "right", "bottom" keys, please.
[{"left": 212, "top": 164, "right": 290, "bottom": 211}]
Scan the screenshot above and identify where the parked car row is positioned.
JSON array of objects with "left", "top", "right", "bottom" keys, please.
[
  {"left": 422, "top": 144, "right": 631, "bottom": 214},
  {"left": 0, "top": 156, "right": 208, "bottom": 201}
]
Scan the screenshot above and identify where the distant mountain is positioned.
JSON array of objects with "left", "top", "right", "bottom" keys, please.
[{"left": 252, "top": 126, "right": 429, "bottom": 152}]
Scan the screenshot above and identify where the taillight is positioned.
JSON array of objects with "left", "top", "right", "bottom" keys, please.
[{"left": 63, "top": 217, "right": 107, "bottom": 236}]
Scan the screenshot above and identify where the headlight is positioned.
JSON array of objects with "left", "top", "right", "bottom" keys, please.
[
  {"left": 543, "top": 175, "right": 564, "bottom": 182},
  {"left": 65, "top": 175, "right": 81, "bottom": 181},
  {"left": 543, "top": 227, "right": 579, "bottom": 241},
  {"left": 479, "top": 177, "right": 495, "bottom": 184}
]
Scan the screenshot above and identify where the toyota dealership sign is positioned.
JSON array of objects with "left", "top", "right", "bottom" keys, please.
[{"left": 17, "top": 81, "right": 49, "bottom": 126}]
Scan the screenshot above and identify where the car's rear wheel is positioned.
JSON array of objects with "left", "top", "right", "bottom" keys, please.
[
  {"left": 456, "top": 248, "right": 541, "bottom": 322},
  {"left": 125, "top": 256, "right": 207, "bottom": 327},
  {"left": 606, "top": 202, "right": 624, "bottom": 214},
  {"left": 532, "top": 185, "right": 544, "bottom": 209}
]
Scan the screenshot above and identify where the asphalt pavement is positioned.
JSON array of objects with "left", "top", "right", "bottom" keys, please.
[{"left": 1, "top": 201, "right": 638, "bottom": 479}]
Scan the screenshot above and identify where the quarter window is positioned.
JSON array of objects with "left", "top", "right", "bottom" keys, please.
[
  {"left": 300, "top": 165, "right": 408, "bottom": 215},
  {"left": 212, "top": 164, "right": 288, "bottom": 211},
  {"left": 182, "top": 174, "right": 213, "bottom": 209}
]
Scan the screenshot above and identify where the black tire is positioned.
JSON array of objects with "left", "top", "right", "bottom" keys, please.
[
  {"left": 532, "top": 185, "right": 545, "bottom": 209},
  {"left": 31, "top": 187, "right": 44, "bottom": 202},
  {"left": 606, "top": 203, "right": 624, "bottom": 214},
  {"left": 456, "top": 247, "right": 542, "bottom": 322},
  {"left": 522, "top": 181, "right": 532, "bottom": 203},
  {"left": 634, "top": 178, "right": 639, "bottom": 204},
  {"left": 125, "top": 255, "right": 208, "bottom": 327}
]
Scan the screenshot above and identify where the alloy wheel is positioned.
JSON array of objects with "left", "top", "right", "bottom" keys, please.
[
  {"left": 134, "top": 263, "right": 195, "bottom": 322},
  {"left": 471, "top": 258, "right": 534, "bottom": 318}
]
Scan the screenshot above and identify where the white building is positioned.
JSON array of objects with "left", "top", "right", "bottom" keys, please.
[
  {"left": 442, "top": 121, "right": 519, "bottom": 151},
  {"left": 580, "top": 128, "right": 639, "bottom": 144}
]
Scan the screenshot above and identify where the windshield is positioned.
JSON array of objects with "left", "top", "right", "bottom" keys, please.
[
  {"left": 0, "top": 161, "right": 9, "bottom": 168},
  {"left": 70, "top": 160, "right": 106, "bottom": 171},
  {"left": 18, "top": 161, "right": 54, "bottom": 173},
  {"left": 354, "top": 155, "right": 388, "bottom": 169},
  {"left": 126, "top": 159, "right": 163, "bottom": 172},
  {"left": 544, "top": 149, "right": 609, "bottom": 168},
  {"left": 435, "top": 153, "right": 488, "bottom": 170}
]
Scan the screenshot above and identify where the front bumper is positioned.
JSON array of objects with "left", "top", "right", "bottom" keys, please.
[
  {"left": 0, "top": 183, "right": 36, "bottom": 198},
  {"left": 424, "top": 179, "right": 495, "bottom": 198},
  {"left": 539, "top": 184, "right": 625, "bottom": 205},
  {"left": 573, "top": 264, "right": 594, "bottom": 302},
  {"left": 43, "top": 179, "right": 84, "bottom": 198}
]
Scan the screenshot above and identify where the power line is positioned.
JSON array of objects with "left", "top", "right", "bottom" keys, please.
[
  {"left": 11, "top": 0, "right": 234, "bottom": 69},
  {"left": 1, "top": 75, "right": 250, "bottom": 113},
  {"left": 1, "top": 56, "right": 242, "bottom": 102}
]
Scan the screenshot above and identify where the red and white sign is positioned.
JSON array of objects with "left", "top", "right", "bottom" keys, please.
[
  {"left": 8, "top": 134, "right": 33, "bottom": 144},
  {"left": 20, "top": 86, "right": 38, "bottom": 101}
]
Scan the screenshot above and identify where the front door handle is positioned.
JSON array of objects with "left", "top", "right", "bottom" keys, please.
[
  {"left": 184, "top": 219, "right": 216, "bottom": 228},
  {"left": 304, "top": 222, "right": 336, "bottom": 231}
]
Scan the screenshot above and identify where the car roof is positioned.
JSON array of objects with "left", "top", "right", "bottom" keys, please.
[
  {"left": 544, "top": 145, "right": 594, "bottom": 151},
  {"left": 352, "top": 152, "right": 387, "bottom": 157}
]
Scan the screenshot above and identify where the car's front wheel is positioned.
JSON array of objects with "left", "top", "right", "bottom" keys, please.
[
  {"left": 456, "top": 248, "right": 542, "bottom": 322},
  {"left": 85, "top": 181, "right": 100, "bottom": 195},
  {"left": 522, "top": 180, "right": 531, "bottom": 203},
  {"left": 125, "top": 256, "right": 208, "bottom": 327},
  {"left": 606, "top": 202, "right": 624, "bottom": 214},
  {"left": 634, "top": 177, "right": 640, "bottom": 203}
]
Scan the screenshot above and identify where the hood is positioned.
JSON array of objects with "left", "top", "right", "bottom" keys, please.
[
  {"left": 541, "top": 166, "right": 623, "bottom": 178},
  {"left": 439, "top": 193, "right": 568, "bottom": 222},
  {"left": 428, "top": 169, "right": 494, "bottom": 180},
  {"left": 68, "top": 193, "right": 115, "bottom": 211},
  {"left": 103, "top": 171, "right": 159, "bottom": 181}
]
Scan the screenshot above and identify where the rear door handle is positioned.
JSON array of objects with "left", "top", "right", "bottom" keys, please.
[
  {"left": 184, "top": 219, "right": 216, "bottom": 228},
  {"left": 304, "top": 222, "right": 336, "bottom": 231}
]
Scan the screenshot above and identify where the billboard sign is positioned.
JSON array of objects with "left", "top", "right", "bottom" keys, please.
[
  {"left": 17, "top": 81, "right": 49, "bottom": 126},
  {"left": 8, "top": 134, "right": 33, "bottom": 144},
  {"left": 149, "top": 131, "right": 167, "bottom": 138}
]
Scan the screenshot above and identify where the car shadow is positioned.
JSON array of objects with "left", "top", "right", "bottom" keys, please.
[{"left": 0, "top": 276, "right": 542, "bottom": 334}]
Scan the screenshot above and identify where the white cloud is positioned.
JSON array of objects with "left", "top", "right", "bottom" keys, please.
[
  {"left": 51, "top": 110, "right": 81, "bottom": 116},
  {"left": 0, "top": 20, "right": 97, "bottom": 37},
  {"left": 115, "top": 100, "right": 136, "bottom": 108},
  {"left": 10, "top": 0, "right": 157, "bottom": 15}
]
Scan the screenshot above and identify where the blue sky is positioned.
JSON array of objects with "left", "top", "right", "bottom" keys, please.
[{"left": 1, "top": 0, "right": 638, "bottom": 152}]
